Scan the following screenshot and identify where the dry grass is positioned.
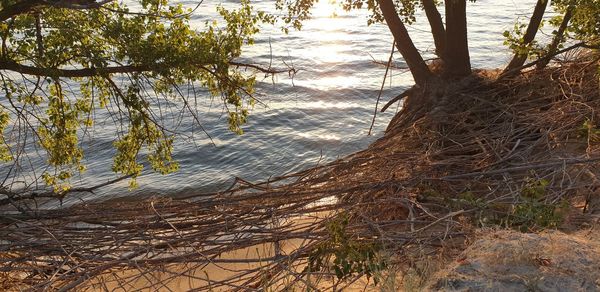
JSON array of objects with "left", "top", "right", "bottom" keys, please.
[
  {"left": 426, "top": 229, "right": 600, "bottom": 290},
  {"left": 1, "top": 50, "right": 599, "bottom": 291}
]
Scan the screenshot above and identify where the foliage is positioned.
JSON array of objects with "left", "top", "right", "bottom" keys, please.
[
  {"left": 0, "top": 108, "right": 10, "bottom": 162},
  {"left": 0, "top": 0, "right": 274, "bottom": 192},
  {"left": 502, "top": 179, "right": 568, "bottom": 232},
  {"left": 424, "top": 179, "right": 567, "bottom": 232},
  {"left": 552, "top": 0, "right": 600, "bottom": 42},
  {"left": 579, "top": 118, "right": 600, "bottom": 142},
  {"left": 504, "top": 0, "right": 600, "bottom": 63},
  {"left": 306, "top": 213, "right": 387, "bottom": 284},
  {"left": 503, "top": 22, "right": 544, "bottom": 60}
]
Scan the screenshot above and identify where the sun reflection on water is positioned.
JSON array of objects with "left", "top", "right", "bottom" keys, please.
[
  {"left": 305, "top": 75, "right": 362, "bottom": 90},
  {"left": 298, "top": 132, "right": 341, "bottom": 141},
  {"left": 281, "top": 0, "right": 369, "bottom": 90},
  {"left": 311, "top": 0, "right": 339, "bottom": 18}
]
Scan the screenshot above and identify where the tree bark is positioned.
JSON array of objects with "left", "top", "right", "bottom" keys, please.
[
  {"left": 0, "top": 59, "right": 283, "bottom": 78},
  {"left": 0, "top": 0, "right": 114, "bottom": 22},
  {"left": 377, "top": 0, "right": 432, "bottom": 86},
  {"left": 537, "top": 5, "right": 574, "bottom": 69},
  {"left": 422, "top": 0, "right": 446, "bottom": 57},
  {"left": 0, "top": 59, "right": 149, "bottom": 77},
  {"left": 443, "top": 0, "right": 471, "bottom": 77},
  {"left": 504, "top": 0, "right": 548, "bottom": 72},
  {"left": 0, "top": 0, "right": 44, "bottom": 22}
]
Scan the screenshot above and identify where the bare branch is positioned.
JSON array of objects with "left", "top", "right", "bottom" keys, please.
[
  {"left": 498, "top": 41, "right": 594, "bottom": 79},
  {"left": 0, "top": 59, "right": 292, "bottom": 79},
  {"left": 381, "top": 88, "right": 412, "bottom": 113},
  {"left": 229, "top": 61, "right": 296, "bottom": 75},
  {"left": 0, "top": 175, "right": 132, "bottom": 206}
]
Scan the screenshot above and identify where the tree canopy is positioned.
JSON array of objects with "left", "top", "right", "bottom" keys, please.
[{"left": 0, "top": 0, "right": 283, "bottom": 197}]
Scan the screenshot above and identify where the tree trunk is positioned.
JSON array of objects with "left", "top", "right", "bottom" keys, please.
[
  {"left": 422, "top": 0, "right": 446, "bottom": 57},
  {"left": 443, "top": 0, "right": 471, "bottom": 77},
  {"left": 504, "top": 0, "right": 548, "bottom": 72},
  {"left": 377, "top": 0, "right": 432, "bottom": 86},
  {"left": 537, "top": 5, "right": 574, "bottom": 69}
]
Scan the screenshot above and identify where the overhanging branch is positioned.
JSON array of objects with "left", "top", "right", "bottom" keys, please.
[
  {"left": 0, "top": 59, "right": 291, "bottom": 78},
  {"left": 0, "top": 0, "right": 115, "bottom": 22},
  {"left": 0, "top": 174, "right": 132, "bottom": 206},
  {"left": 44, "top": 0, "right": 114, "bottom": 10},
  {"left": 229, "top": 61, "right": 295, "bottom": 75},
  {"left": 0, "top": 59, "right": 148, "bottom": 77},
  {"left": 0, "top": 0, "right": 44, "bottom": 22}
]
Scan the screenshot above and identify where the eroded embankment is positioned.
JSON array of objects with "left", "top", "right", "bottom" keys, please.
[
  {"left": 1, "top": 52, "right": 600, "bottom": 291},
  {"left": 427, "top": 229, "right": 600, "bottom": 291}
]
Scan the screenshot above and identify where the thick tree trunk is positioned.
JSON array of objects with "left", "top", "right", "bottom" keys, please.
[
  {"left": 504, "top": 0, "right": 548, "bottom": 72},
  {"left": 537, "top": 5, "right": 574, "bottom": 69},
  {"left": 377, "top": 0, "right": 432, "bottom": 86},
  {"left": 422, "top": 0, "right": 446, "bottom": 57},
  {"left": 443, "top": 0, "right": 471, "bottom": 77}
]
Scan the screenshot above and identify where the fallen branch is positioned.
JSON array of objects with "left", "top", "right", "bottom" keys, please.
[{"left": 0, "top": 175, "right": 131, "bottom": 206}]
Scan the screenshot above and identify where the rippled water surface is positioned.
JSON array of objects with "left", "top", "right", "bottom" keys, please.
[{"left": 15, "top": 0, "right": 544, "bottom": 205}]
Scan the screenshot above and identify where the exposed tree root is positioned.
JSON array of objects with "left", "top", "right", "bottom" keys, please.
[{"left": 1, "top": 51, "right": 599, "bottom": 291}]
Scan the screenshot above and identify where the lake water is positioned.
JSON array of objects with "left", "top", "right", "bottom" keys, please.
[{"left": 3, "top": 0, "right": 543, "bottom": 206}]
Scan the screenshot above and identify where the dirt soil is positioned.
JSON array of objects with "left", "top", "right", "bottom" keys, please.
[{"left": 427, "top": 229, "right": 600, "bottom": 291}]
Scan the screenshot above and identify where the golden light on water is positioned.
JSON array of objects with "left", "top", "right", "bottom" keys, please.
[
  {"left": 311, "top": 0, "right": 338, "bottom": 18},
  {"left": 270, "top": 0, "right": 364, "bottom": 91},
  {"left": 309, "top": 75, "right": 362, "bottom": 90}
]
